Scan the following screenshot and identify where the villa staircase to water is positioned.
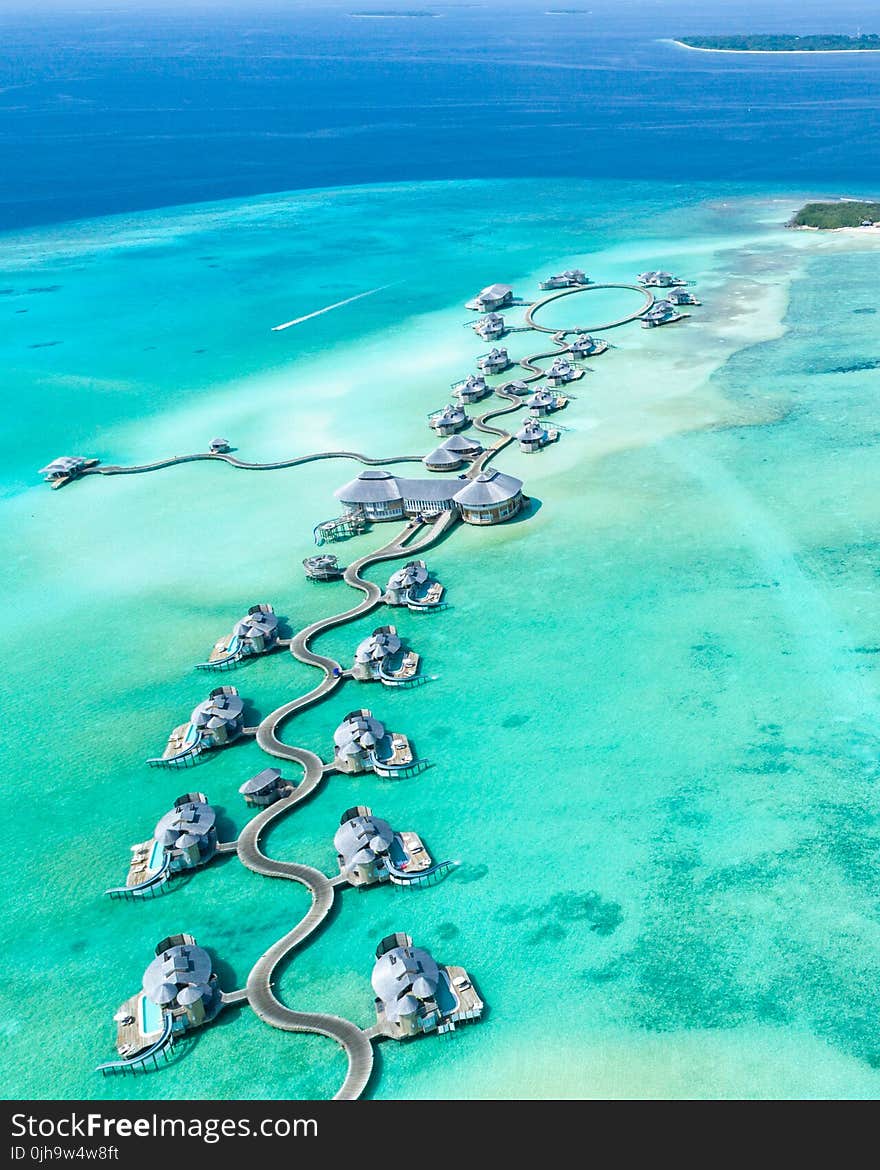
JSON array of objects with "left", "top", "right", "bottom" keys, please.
[
  {"left": 377, "top": 668, "right": 431, "bottom": 689},
  {"left": 96, "top": 1013, "right": 174, "bottom": 1076},
  {"left": 313, "top": 509, "right": 368, "bottom": 545},
  {"left": 195, "top": 643, "right": 245, "bottom": 672},
  {"left": 105, "top": 853, "right": 173, "bottom": 900},
  {"left": 371, "top": 756, "right": 431, "bottom": 780},
  {"left": 387, "top": 857, "right": 458, "bottom": 888},
  {"left": 146, "top": 740, "right": 203, "bottom": 769}
]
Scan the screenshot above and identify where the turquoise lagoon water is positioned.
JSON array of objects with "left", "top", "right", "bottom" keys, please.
[{"left": 3, "top": 179, "right": 880, "bottom": 1099}]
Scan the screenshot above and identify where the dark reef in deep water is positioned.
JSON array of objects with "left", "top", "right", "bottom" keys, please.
[{"left": 822, "top": 359, "right": 880, "bottom": 374}]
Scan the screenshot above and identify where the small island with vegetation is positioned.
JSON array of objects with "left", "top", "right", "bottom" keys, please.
[
  {"left": 675, "top": 34, "right": 880, "bottom": 53},
  {"left": 788, "top": 201, "right": 880, "bottom": 229}
]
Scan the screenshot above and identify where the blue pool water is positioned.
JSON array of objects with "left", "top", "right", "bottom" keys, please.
[{"left": 140, "top": 993, "right": 164, "bottom": 1039}]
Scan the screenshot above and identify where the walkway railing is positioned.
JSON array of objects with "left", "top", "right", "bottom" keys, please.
[
  {"left": 105, "top": 852, "right": 172, "bottom": 900},
  {"left": 96, "top": 1012, "right": 174, "bottom": 1076},
  {"left": 387, "top": 858, "right": 458, "bottom": 887}
]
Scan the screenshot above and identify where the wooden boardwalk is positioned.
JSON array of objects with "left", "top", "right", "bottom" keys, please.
[
  {"left": 237, "top": 793, "right": 374, "bottom": 1101},
  {"left": 256, "top": 509, "right": 459, "bottom": 764},
  {"left": 524, "top": 282, "right": 654, "bottom": 334},
  {"left": 82, "top": 449, "right": 424, "bottom": 479},
  {"left": 229, "top": 510, "right": 459, "bottom": 1101}
]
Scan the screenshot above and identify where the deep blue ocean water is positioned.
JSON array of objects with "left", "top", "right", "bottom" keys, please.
[{"left": 2, "top": 1, "right": 880, "bottom": 230}]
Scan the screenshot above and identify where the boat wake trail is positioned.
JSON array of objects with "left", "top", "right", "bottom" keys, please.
[{"left": 271, "top": 283, "right": 399, "bottom": 331}]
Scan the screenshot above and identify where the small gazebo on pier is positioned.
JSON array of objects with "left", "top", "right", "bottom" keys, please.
[
  {"left": 239, "top": 766, "right": 292, "bottom": 807},
  {"left": 303, "top": 553, "right": 343, "bottom": 581}
]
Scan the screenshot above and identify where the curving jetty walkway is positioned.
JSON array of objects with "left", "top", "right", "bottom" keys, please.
[
  {"left": 257, "top": 509, "right": 458, "bottom": 762},
  {"left": 230, "top": 509, "right": 459, "bottom": 1100},
  {"left": 237, "top": 778, "right": 373, "bottom": 1100},
  {"left": 84, "top": 450, "right": 423, "bottom": 478},
  {"left": 524, "top": 282, "right": 653, "bottom": 334}
]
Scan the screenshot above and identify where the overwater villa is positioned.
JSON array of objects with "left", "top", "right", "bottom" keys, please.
[
  {"left": 335, "top": 806, "right": 438, "bottom": 888},
  {"left": 568, "top": 333, "right": 608, "bottom": 359},
  {"left": 451, "top": 374, "right": 490, "bottom": 404},
  {"left": 303, "top": 553, "right": 343, "bottom": 581},
  {"left": 104, "top": 934, "right": 222, "bottom": 1069},
  {"left": 666, "top": 286, "right": 701, "bottom": 306},
  {"left": 383, "top": 559, "right": 445, "bottom": 609},
  {"left": 442, "top": 433, "right": 483, "bottom": 458},
  {"left": 476, "top": 347, "right": 511, "bottom": 375},
  {"left": 334, "top": 467, "right": 523, "bottom": 526},
  {"left": 527, "top": 387, "right": 567, "bottom": 416},
  {"left": 637, "top": 270, "right": 687, "bottom": 288},
  {"left": 546, "top": 357, "right": 582, "bottom": 386},
  {"left": 148, "top": 685, "right": 245, "bottom": 768},
  {"left": 370, "top": 932, "right": 483, "bottom": 1040},
  {"left": 332, "top": 709, "right": 417, "bottom": 778},
  {"left": 198, "top": 603, "right": 278, "bottom": 669},
  {"left": 423, "top": 445, "right": 465, "bottom": 472},
  {"left": 352, "top": 624, "right": 420, "bottom": 684},
  {"left": 38, "top": 455, "right": 98, "bottom": 488},
  {"left": 109, "top": 792, "right": 218, "bottom": 899},
  {"left": 539, "top": 269, "right": 590, "bottom": 290},
  {"left": 428, "top": 403, "right": 469, "bottom": 436},
  {"left": 465, "top": 283, "right": 514, "bottom": 312},
  {"left": 473, "top": 312, "right": 506, "bottom": 341},
  {"left": 208, "top": 437, "right": 230, "bottom": 454},
  {"left": 641, "top": 299, "right": 686, "bottom": 328},
  {"left": 423, "top": 433, "right": 483, "bottom": 473},
  {"left": 239, "top": 766, "right": 293, "bottom": 807},
  {"left": 516, "top": 418, "right": 557, "bottom": 453}
]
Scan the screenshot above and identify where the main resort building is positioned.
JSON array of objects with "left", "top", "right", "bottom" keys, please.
[{"left": 334, "top": 468, "right": 524, "bottom": 526}]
